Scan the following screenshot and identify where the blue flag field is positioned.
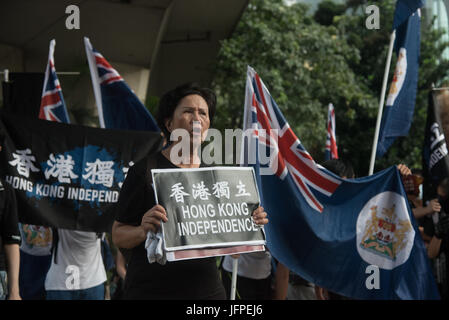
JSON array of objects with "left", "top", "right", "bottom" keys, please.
[
  {"left": 376, "top": 0, "right": 423, "bottom": 158},
  {"left": 243, "top": 66, "right": 439, "bottom": 299}
]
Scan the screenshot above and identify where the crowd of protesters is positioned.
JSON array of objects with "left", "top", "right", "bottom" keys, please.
[{"left": 1, "top": 83, "right": 449, "bottom": 300}]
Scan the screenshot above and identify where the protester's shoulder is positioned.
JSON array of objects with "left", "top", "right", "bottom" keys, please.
[{"left": 130, "top": 152, "right": 162, "bottom": 175}]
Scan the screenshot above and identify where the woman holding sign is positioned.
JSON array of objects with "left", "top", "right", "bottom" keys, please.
[{"left": 112, "top": 83, "right": 268, "bottom": 300}]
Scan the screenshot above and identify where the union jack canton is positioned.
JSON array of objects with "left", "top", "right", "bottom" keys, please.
[
  {"left": 242, "top": 66, "right": 341, "bottom": 212},
  {"left": 325, "top": 103, "right": 338, "bottom": 161},
  {"left": 38, "top": 39, "right": 70, "bottom": 123}
]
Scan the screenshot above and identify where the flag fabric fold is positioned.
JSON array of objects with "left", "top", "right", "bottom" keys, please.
[
  {"left": 376, "top": 2, "right": 423, "bottom": 158},
  {"left": 243, "top": 66, "right": 439, "bottom": 299},
  {"left": 325, "top": 103, "right": 338, "bottom": 161},
  {"left": 84, "top": 37, "right": 159, "bottom": 132}
]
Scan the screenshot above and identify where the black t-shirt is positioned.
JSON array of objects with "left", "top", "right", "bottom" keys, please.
[
  {"left": 0, "top": 179, "right": 21, "bottom": 271},
  {"left": 115, "top": 152, "right": 226, "bottom": 299}
]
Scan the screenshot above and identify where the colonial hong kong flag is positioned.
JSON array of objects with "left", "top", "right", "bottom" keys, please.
[
  {"left": 84, "top": 37, "right": 159, "bottom": 132},
  {"left": 325, "top": 103, "right": 338, "bottom": 161},
  {"left": 376, "top": 0, "right": 423, "bottom": 158},
  {"left": 243, "top": 66, "right": 439, "bottom": 299},
  {"left": 39, "top": 39, "right": 70, "bottom": 123}
]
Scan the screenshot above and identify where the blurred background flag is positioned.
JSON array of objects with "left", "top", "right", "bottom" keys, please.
[
  {"left": 325, "top": 103, "right": 338, "bottom": 161},
  {"left": 38, "top": 39, "right": 70, "bottom": 123},
  {"left": 84, "top": 37, "right": 159, "bottom": 132},
  {"left": 393, "top": 0, "right": 425, "bottom": 29},
  {"left": 422, "top": 90, "right": 449, "bottom": 200},
  {"left": 243, "top": 66, "right": 439, "bottom": 299},
  {"left": 376, "top": 0, "right": 424, "bottom": 158}
]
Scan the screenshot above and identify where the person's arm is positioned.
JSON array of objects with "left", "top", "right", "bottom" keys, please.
[
  {"left": 115, "top": 250, "right": 127, "bottom": 280},
  {"left": 419, "top": 226, "right": 432, "bottom": 248},
  {"left": 4, "top": 243, "right": 21, "bottom": 300},
  {"left": 413, "top": 199, "right": 440, "bottom": 219},
  {"left": 112, "top": 204, "right": 168, "bottom": 249},
  {"left": 273, "top": 263, "right": 289, "bottom": 300},
  {"left": 1, "top": 183, "right": 21, "bottom": 300},
  {"left": 112, "top": 221, "right": 146, "bottom": 249},
  {"left": 428, "top": 215, "right": 449, "bottom": 258},
  {"left": 427, "top": 236, "right": 442, "bottom": 259}
]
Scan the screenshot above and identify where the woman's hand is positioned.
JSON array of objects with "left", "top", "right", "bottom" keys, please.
[
  {"left": 315, "top": 286, "right": 328, "bottom": 300},
  {"left": 141, "top": 204, "right": 168, "bottom": 234},
  {"left": 397, "top": 164, "right": 411, "bottom": 176},
  {"left": 429, "top": 199, "right": 441, "bottom": 213},
  {"left": 252, "top": 206, "right": 268, "bottom": 226}
]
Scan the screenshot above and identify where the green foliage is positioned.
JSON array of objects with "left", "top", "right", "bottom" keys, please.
[
  {"left": 314, "top": 0, "right": 346, "bottom": 26},
  {"left": 145, "top": 95, "right": 160, "bottom": 117},
  {"left": 212, "top": 0, "right": 449, "bottom": 175},
  {"left": 342, "top": 0, "right": 449, "bottom": 172}
]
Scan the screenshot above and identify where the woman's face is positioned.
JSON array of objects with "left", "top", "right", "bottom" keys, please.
[{"left": 165, "top": 94, "right": 210, "bottom": 143}]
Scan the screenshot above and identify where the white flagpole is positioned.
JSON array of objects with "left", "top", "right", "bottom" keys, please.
[
  {"left": 84, "top": 37, "right": 106, "bottom": 128},
  {"left": 368, "top": 30, "right": 396, "bottom": 176},
  {"left": 230, "top": 67, "right": 256, "bottom": 300},
  {"left": 230, "top": 257, "right": 239, "bottom": 300},
  {"left": 41, "top": 40, "right": 56, "bottom": 98}
]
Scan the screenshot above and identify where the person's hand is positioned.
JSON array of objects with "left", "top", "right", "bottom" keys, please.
[
  {"left": 435, "top": 215, "right": 449, "bottom": 239},
  {"left": 397, "top": 164, "right": 411, "bottom": 176},
  {"left": 230, "top": 254, "right": 240, "bottom": 259},
  {"left": 252, "top": 206, "right": 268, "bottom": 226},
  {"left": 141, "top": 205, "right": 168, "bottom": 234},
  {"left": 429, "top": 199, "right": 441, "bottom": 213},
  {"left": 314, "top": 286, "right": 328, "bottom": 300},
  {"left": 419, "top": 226, "right": 425, "bottom": 239}
]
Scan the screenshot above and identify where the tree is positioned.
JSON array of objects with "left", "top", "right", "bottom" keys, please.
[
  {"left": 314, "top": 0, "right": 346, "bottom": 26},
  {"left": 212, "top": 0, "right": 449, "bottom": 175},
  {"left": 337, "top": 0, "right": 449, "bottom": 172},
  {"left": 212, "top": 0, "right": 376, "bottom": 167}
]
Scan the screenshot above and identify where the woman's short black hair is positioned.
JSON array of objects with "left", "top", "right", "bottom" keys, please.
[
  {"left": 156, "top": 82, "right": 217, "bottom": 138},
  {"left": 321, "top": 159, "right": 355, "bottom": 179}
]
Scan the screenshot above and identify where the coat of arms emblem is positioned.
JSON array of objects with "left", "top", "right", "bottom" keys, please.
[
  {"left": 360, "top": 204, "right": 412, "bottom": 260},
  {"left": 386, "top": 48, "right": 407, "bottom": 106},
  {"left": 356, "top": 192, "right": 415, "bottom": 270}
]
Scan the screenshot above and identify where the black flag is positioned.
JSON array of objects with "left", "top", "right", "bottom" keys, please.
[
  {"left": 0, "top": 111, "right": 163, "bottom": 233},
  {"left": 422, "top": 90, "right": 449, "bottom": 201}
]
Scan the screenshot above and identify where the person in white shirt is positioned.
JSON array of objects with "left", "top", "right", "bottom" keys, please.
[{"left": 45, "top": 229, "right": 106, "bottom": 300}]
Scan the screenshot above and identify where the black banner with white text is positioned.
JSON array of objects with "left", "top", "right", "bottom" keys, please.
[
  {"left": 0, "top": 111, "right": 163, "bottom": 232},
  {"left": 423, "top": 90, "right": 449, "bottom": 200}
]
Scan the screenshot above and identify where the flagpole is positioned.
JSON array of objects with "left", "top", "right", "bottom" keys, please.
[
  {"left": 229, "top": 68, "right": 256, "bottom": 300},
  {"left": 368, "top": 30, "right": 396, "bottom": 176},
  {"left": 230, "top": 257, "right": 239, "bottom": 300},
  {"left": 84, "top": 37, "right": 105, "bottom": 128}
]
